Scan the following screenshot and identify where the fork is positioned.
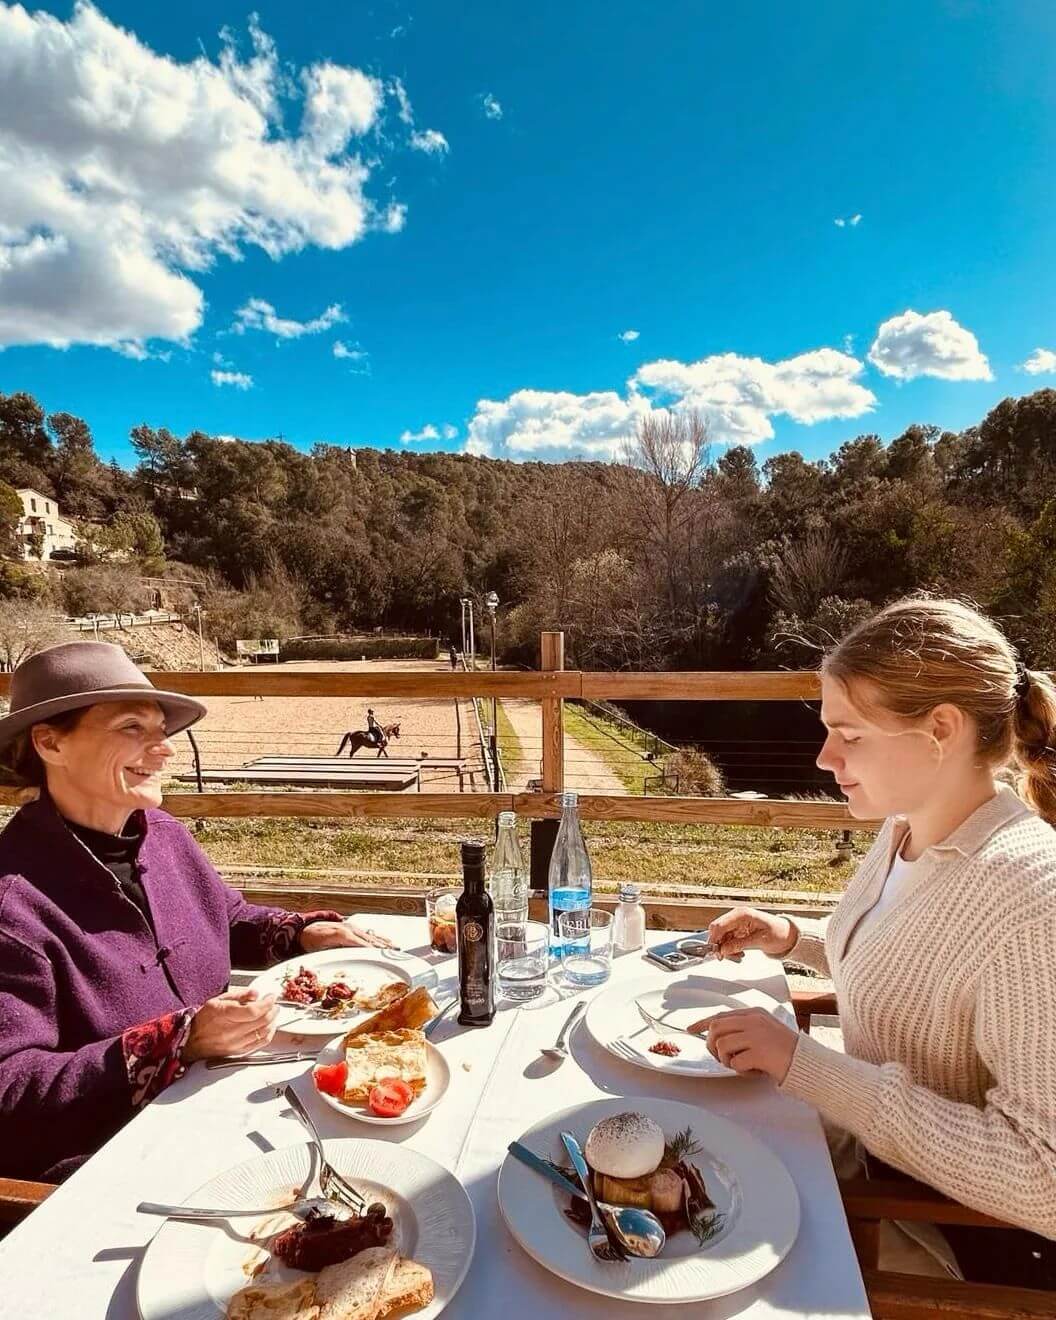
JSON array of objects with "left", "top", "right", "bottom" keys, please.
[
  {"left": 560, "top": 1131, "right": 628, "bottom": 1264},
  {"left": 282, "top": 1085, "right": 366, "bottom": 1215},
  {"left": 635, "top": 999, "right": 721, "bottom": 1039},
  {"left": 137, "top": 1194, "right": 340, "bottom": 1223}
]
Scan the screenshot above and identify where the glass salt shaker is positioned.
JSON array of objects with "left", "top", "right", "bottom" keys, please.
[{"left": 613, "top": 882, "right": 645, "bottom": 952}]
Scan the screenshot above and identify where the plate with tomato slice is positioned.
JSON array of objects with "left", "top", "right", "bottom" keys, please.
[{"left": 310, "top": 1038, "right": 451, "bottom": 1126}]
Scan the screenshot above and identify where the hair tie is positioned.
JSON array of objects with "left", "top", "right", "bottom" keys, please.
[{"left": 1014, "top": 664, "right": 1032, "bottom": 703}]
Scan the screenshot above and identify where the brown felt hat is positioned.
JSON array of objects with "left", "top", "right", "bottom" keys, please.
[{"left": 0, "top": 642, "right": 206, "bottom": 750}]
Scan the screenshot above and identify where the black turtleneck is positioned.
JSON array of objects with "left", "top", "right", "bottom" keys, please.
[{"left": 66, "top": 819, "right": 154, "bottom": 933}]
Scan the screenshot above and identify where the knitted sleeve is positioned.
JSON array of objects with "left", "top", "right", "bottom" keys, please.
[
  {"left": 784, "top": 915, "right": 831, "bottom": 976},
  {"left": 779, "top": 913, "right": 1056, "bottom": 1238}
]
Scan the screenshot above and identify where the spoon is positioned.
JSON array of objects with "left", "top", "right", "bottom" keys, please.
[
  {"left": 561, "top": 1131, "right": 666, "bottom": 1261},
  {"left": 541, "top": 1001, "right": 586, "bottom": 1062},
  {"left": 507, "top": 1141, "right": 667, "bottom": 1260}
]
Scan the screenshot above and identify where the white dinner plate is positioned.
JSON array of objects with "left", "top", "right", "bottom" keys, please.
[
  {"left": 585, "top": 974, "right": 795, "bottom": 1077},
  {"left": 248, "top": 945, "right": 434, "bottom": 1038},
  {"left": 311, "top": 1037, "right": 451, "bottom": 1126},
  {"left": 137, "top": 1139, "right": 475, "bottom": 1320},
  {"left": 498, "top": 1096, "right": 800, "bottom": 1304}
]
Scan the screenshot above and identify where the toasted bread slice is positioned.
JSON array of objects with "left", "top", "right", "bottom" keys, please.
[
  {"left": 343, "top": 986, "right": 437, "bottom": 1042},
  {"left": 226, "top": 1276, "right": 320, "bottom": 1319},
  {"left": 342, "top": 1029, "right": 427, "bottom": 1103},
  {"left": 378, "top": 1258, "right": 434, "bottom": 1318},
  {"left": 315, "top": 1246, "right": 398, "bottom": 1320},
  {"left": 355, "top": 982, "right": 409, "bottom": 1013}
]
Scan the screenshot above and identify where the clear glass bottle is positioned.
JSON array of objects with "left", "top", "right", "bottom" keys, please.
[
  {"left": 613, "top": 882, "right": 645, "bottom": 951},
  {"left": 490, "top": 811, "right": 528, "bottom": 925},
  {"left": 547, "top": 790, "right": 592, "bottom": 958}
]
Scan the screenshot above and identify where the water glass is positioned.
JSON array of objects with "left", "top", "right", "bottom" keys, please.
[
  {"left": 496, "top": 920, "right": 549, "bottom": 1001},
  {"left": 558, "top": 908, "right": 613, "bottom": 986},
  {"left": 425, "top": 887, "right": 460, "bottom": 955}
]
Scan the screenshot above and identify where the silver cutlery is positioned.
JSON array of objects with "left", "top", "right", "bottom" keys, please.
[
  {"left": 635, "top": 999, "right": 721, "bottom": 1040},
  {"left": 541, "top": 1137, "right": 665, "bottom": 1261},
  {"left": 560, "top": 1132, "right": 629, "bottom": 1264},
  {"left": 137, "top": 1194, "right": 340, "bottom": 1223},
  {"left": 540, "top": 1001, "right": 585, "bottom": 1062},
  {"left": 205, "top": 1050, "right": 318, "bottom": 1070},
  {"left": 677, "top": 939, "right": 743, "bottom": 962},
  {"left": 282, "top": 1084, "right": 366, "bottom": 1215},
  {"left": 424, "top": 998, "right": 458, "bottom": 1039}
]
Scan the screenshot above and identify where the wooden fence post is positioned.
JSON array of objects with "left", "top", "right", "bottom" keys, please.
[{"left": 531, "top": 631, "right": 565, "bottom": 895}]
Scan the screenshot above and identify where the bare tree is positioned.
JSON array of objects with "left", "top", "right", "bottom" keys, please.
[
  {"left": 769, "top": 528, "right": 849, "bottom": 621},
  {"left": 0, "top": 601, "right": 67, "bottom": 672}
]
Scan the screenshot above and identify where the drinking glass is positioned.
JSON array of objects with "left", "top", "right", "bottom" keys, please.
[
  {"left": 558, "top": 908, "right": 613, "bottom": 986},
  {"left": 425, "top": 887, "right": 460, "bottom": 955},
  {"left": 497, "top": 920, "right": 549, "bottom": 1000}
]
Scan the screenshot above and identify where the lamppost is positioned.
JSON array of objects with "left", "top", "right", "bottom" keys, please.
[
  {"left": 485, "top": 590, "right": 499, "bottom": 789},
  {"left": 192, "top": 601, "right": 205, "bottom": 672}
]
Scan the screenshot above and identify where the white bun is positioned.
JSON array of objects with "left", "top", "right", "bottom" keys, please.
[{"left": 584, "top": 1112, "right": 665, "bottom": 1179}]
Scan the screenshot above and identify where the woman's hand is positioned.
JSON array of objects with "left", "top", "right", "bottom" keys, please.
[
  {"left": 706, "top": 1007, "right": 800, "bottom": 1082},
  {"left": 707, "top": 905, "right": 797, "bottom": 960},
  {"left": 182, "top": 988, "right": 278, "bottom": 1062},
  {"left": 298, "top": 920, "right": 396, "bottom": 953}
]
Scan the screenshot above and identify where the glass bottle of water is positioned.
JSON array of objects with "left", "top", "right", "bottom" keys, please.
[
  {"left": 547, "top": 790, "right": 592, "bottom": 958},
  {"left": 490, "top": 811, "right": 528, "bottom": 924}
]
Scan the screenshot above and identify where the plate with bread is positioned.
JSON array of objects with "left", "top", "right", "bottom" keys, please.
[
  {"left": 249, "top": 946, "right": 435, "bottom": 1038},
  {"left": 136, "top": 1137, "right": 475, "bottom": 1320},
  {"left": 311, "top": 987, "right": 450, "bottom": 1125},
  {"left": 497, "top": 1096, "right": 799, "bottom": 1304}
]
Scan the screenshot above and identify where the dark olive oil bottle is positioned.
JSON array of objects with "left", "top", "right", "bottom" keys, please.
[{"left": 456, "top": 839, "right": 495, "bottom": 1027}]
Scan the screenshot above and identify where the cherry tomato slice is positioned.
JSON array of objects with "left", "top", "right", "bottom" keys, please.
[
  {"left": 313, "top": 1062, "right": 347, "bottom": 1097},
  {"left": 368, "top": 1077, "right": 414, "bottom": 1117}
]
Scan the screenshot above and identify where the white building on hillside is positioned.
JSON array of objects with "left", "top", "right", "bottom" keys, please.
[{"left": 16, "top": 488, "right": 78, "bottom": 560}]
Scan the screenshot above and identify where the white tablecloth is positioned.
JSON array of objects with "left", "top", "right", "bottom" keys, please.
[{"left": 0, "top": 915, "right": 869, "bottom": 1318}]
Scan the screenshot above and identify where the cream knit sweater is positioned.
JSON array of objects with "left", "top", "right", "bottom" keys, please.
[{"left": 779, "top": 784, "right": 1056, "bottom": 1239}]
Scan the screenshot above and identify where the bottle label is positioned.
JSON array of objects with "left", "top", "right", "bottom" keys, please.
[{"left": 463, "top": 920, "right": 484, "bottom": 943}]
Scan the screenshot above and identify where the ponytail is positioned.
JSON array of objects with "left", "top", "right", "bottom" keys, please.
[{"left": 1013, "top": 670, "right": 1056, "bottom": 826}]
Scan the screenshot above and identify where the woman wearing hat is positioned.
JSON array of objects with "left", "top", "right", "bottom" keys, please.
[{"left": 0, "top": 642, "right": 392, "bottom": 1184}]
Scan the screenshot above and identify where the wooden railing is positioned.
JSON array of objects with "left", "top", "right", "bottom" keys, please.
[{"left": 0, "top": 633, "right": 868, "bottom": 831}]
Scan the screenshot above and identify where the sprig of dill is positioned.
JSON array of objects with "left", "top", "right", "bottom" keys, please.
[{"left": 663, "top": 1126, "right": 703, "bottom": 1166}]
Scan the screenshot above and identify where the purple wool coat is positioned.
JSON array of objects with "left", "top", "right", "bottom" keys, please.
[{"left": 0, "top": 793, "right": 340, "bottom": 1182}]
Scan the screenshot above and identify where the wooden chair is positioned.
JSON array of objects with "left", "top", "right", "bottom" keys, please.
[
  {"left": 791, "top": 988, "right": 1054, "bottom": 1317},
  {"left": 0, "top": 1176, "right": 55, "bottom": 1235}
]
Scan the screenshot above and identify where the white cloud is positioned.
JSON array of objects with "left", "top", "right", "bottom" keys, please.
[
  {"left": 867, "top": 309, "right": 992, "bottom": 381},
  {"left": 481, "top": 93, "right": 503, "bottom": 120},
  {"left": 391, "top": 77, "right": 414, "bottom": 125},
  {"left": 410, "top": 128, "right": 449, "bottom": 156},
  {"left": 1021, "top": 348, "right": 1056, "bottom": 376},
  {"left": 834, "top": 214, "right": 862, "bottom": 228},
  {"left": 211, "top": 369, "right": 253, "bottom": 389},
  {"left": 234, "top": 298, "right": 345, "bottom": 339},
  {"left": 465, "top": 389, "right": 654, "bottom": 461},
  {"left": 333, "top": 340, "right": 368, "bottom": 361},
  {"left": 618, "top": 329, "right": 640, "bottom": 343},
  {"left": 379, "top": 202, "right": 407, "bottom": 233},
  {"left": 400, "top": 422, "right": 458, "bottom": 444},
  {"left": 0, "top": 3, "right": 406, "bottom": 355},
  {"left": 632, "top": 347, "right": 876, "bottom": 445}
]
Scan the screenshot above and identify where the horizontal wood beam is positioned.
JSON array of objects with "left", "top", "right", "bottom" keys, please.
[
  {"left": 0, "top": 788, "right": 867, "bottom": 828},
  {"left": 581, "top": 670, "right": 821, "bottom": 701},
  {"left": 842, "top": 1178, "right": 1012, "bottom": 1230},
  {"left": 513, "top": 792, "right": 876, "bottom": 830},
  {"left": 861, "top": 1268, "right": 1055, "bottom": 1318},
  {"left": 0, "top": 1177, "right": 55, "bottom": 1224},
  {"left": 228, "top": 882, "right": 836, "bottom": 927}
]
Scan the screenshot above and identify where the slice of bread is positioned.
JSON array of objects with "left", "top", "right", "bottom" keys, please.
[
  {"left": 343, "top": 986, "right": 438, "bottom": 1042},
  {"left": 315, "top": 1246, "right": 399, "bottom": 1320},
  {"left": 378, "top": 1258, "right": 434, "bottom": 1317},
  {"left": 342, "top": 1029, "right": 427, "bottom": 1103},
  {"left": 226, "top": 1276, "right": 320, "bottom": 1319}
]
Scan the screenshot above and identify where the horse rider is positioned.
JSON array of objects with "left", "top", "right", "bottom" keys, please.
[{"left": 366, "top": 708, "right": 384, "bottom": 749}]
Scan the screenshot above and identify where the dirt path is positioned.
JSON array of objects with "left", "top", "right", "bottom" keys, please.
[{"left": 499, "top": 698, "right": 626, "bottom": 794}]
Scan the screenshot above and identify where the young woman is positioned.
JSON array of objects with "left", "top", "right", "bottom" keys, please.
[
  {"left": 706, "top": 597, "right": 1056, "bottom": 1284},
  {"left": 0, "top": 642, "right": 391, "bottom": 1183}
]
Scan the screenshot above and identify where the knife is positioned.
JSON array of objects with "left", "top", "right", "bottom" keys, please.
[
  {"left": 205, "top": 1050, "right": 319, "bottom": 1070},
  {"left": 507, "top": 1141, "right": 586, "bottom": 1201}
]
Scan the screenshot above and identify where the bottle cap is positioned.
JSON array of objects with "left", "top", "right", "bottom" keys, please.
[
  {"left": 497, "top": 811, "right": 517, "bottom": 827},
  {"left": 557, "top": 790, "right": 579, "bottom": 808},
  {"left": 460, "top": 840, "right": 486, "bottom": 867},
  {"left": 619, "top": 882, "right": 640, "bottom": 901}
]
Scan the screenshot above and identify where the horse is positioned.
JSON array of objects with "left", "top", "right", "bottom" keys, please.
[{"left": 335, "top": 721, "right": 402, "bottom": 759}]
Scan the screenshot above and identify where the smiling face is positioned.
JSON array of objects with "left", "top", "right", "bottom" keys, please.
[
  {"left": 32, "top": 700, "right": 175, "bottom": 831},
  {"left": 816, "top": 673, "right": 955, "bottom": 821}
]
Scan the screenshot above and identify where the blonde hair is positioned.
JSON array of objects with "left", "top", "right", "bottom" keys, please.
[{"left": 822, "top": 596, "right": 1056, "bottom": 825}]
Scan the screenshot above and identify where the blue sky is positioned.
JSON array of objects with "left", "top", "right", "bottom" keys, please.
[{"left": 0, "top": 0, "right": 1054, "bottom": 469}]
